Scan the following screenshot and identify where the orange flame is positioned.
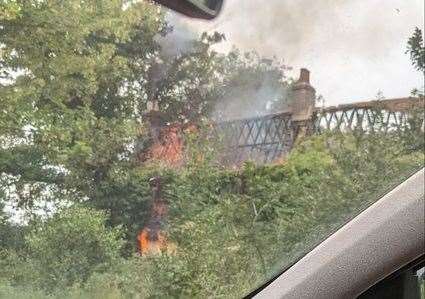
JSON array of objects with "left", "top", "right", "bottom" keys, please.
[
  {"left": 137, "top": 123, "right": 198, "bottom": 255},
  {"left": 149, "top": 124, "right": 184, "bottom": 166},
  {"left": 137, "top": 226, "right": 176, "bottom": 255},
  {"left": 138, "top": 229, "right": 168, "bottom": 255},
  {"left": 137, "top": 195, "right": 168, "bottom": 255}
]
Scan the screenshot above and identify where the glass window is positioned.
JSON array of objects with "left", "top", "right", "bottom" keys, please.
[{"left": 0, "top": 1, "right": 423, "bottom": 298}]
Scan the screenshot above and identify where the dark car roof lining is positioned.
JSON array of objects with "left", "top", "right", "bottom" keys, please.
[{"left": 357, "top": 254, "right": 424, "bottom": 298}]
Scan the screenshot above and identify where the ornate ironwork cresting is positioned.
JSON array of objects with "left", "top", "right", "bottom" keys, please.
[
  {"left": 213, "top": 112, "right": 293, "bottom": 165},
  {"left": 314, "top": 98, "right": 424, "bottom": 134}
]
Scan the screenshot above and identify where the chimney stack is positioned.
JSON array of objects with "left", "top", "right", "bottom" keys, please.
[
  {"left": 291, "top": 68, "right": 316, "bottom": 122},
  {"left": 299, "top": 68, "right": 310, "bottom": 84}
]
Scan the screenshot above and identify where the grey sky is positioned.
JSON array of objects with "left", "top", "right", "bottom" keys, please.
[{"left": 172, "top": 0, "right": 424, "bottom": 106}]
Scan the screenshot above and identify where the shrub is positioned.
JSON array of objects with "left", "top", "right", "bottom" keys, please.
[{"left": 3, "top": 206, "right": 125, "bottom": 294}]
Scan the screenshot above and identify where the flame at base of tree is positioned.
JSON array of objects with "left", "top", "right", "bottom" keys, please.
[
  {"left": 137, "top": 228, "right": 177, "bottom": 255},
  {"left": 138, "top": 228, "right": 168, "bottom": 255},
  {"left": 136, "top": 174, "right": 178, "bottom": 255},
  {"left": 136, "top": 121, "right": 185, "bottom": 255}
]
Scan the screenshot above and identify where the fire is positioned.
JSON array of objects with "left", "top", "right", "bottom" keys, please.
[
  {"left": 149, "top": 124, "right": 184, "bottom": 166},
  {"left": 137, "top": 176, "right": 177, "bottom": 255},
  {"left": 137, "top": 121, "right": 197, "bottom": 255},
  {"left": 138, "top": 229, "right": 168, "bottom": 255},
  {"left": 138, "top": 197, "right": 168, "bottom": 255},
  {"left": 137, "top": 225, "right": 176, "bottom": 255},
  {"left": 147, "top": 123, "right": 198, "bottom": 166}
]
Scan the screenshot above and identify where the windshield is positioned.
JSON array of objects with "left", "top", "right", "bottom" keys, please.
[{"left": 0, "top": 1, "right": 424, "bottom": 298}]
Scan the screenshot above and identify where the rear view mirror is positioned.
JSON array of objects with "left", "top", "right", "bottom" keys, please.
[{"left": 153, "top": 0, "right": 223, "bottom": 20}]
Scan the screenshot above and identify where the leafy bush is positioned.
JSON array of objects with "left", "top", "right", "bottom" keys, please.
[
  {"left": 132, "top": 132, "right": 424, "bottom": 298},
  {"left": 0, "top": 206, "right": 124, "bottom": 294}
]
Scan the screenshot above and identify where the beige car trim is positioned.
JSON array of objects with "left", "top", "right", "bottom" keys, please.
[{"left": 254, "top": 168, "right": 425, "bottom": 299}]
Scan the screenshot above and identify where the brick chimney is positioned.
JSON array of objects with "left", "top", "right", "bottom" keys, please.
[{"left": 291, "top": 68, "right": 316, "bottom": 121}]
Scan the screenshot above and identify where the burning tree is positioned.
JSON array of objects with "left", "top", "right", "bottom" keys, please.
[{"left": 0, "top": 0, "right": 289, "bottom": 252}]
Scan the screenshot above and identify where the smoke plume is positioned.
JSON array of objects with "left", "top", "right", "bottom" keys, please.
[{"left": 163, "top": 0, "right": 424, "bottom": 106}]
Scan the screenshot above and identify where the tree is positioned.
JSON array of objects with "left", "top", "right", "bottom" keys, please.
[
  {"left": 0, "top": 0, "right": 164, "bottom": 215},
  {"left": 26, "top": 206, "right": 122, "bottom": 292},
  {"left": 407, "top": 27, "right": 425, "bottom": 73},
  {"left": 0, "top": 0, "right": 288, "bottom": 249}
]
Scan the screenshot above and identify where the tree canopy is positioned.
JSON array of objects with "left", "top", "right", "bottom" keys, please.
[{"left": 0, "top": 0, "right": 287, "bottom": 220}]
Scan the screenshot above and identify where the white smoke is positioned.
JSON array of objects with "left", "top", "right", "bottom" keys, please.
[{"left": 163, "top": 0, "right": 424, "bottom": 106}]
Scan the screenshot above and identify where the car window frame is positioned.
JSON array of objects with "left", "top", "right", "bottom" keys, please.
[{"left": 249, "top": 168, "right": 425, "bottom": 299}]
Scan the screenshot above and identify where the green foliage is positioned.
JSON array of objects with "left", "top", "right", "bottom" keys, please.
[
  {"left": 0, "top": 282, "right": 47, "bottom": 299},
  {"left": 80, "top": 129, "right": 421, "bottom": 298},
  {"left": 0, "top": 0, "right": 165, "bottom": 213},
  {"left": 150, "top": 131, "right": 422, "bottom": 298},
  {"left": 398, "top": 108, "right": 425, "bottom": 152},
  {"left": 0, "top": 206, "right": 124, "bottom": 294},
  {"left": 0, "top": 221, "right": 25, "bottom": 252},
  {"left": 407, "top": 27, "right": 425, "bottom": 73}
]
